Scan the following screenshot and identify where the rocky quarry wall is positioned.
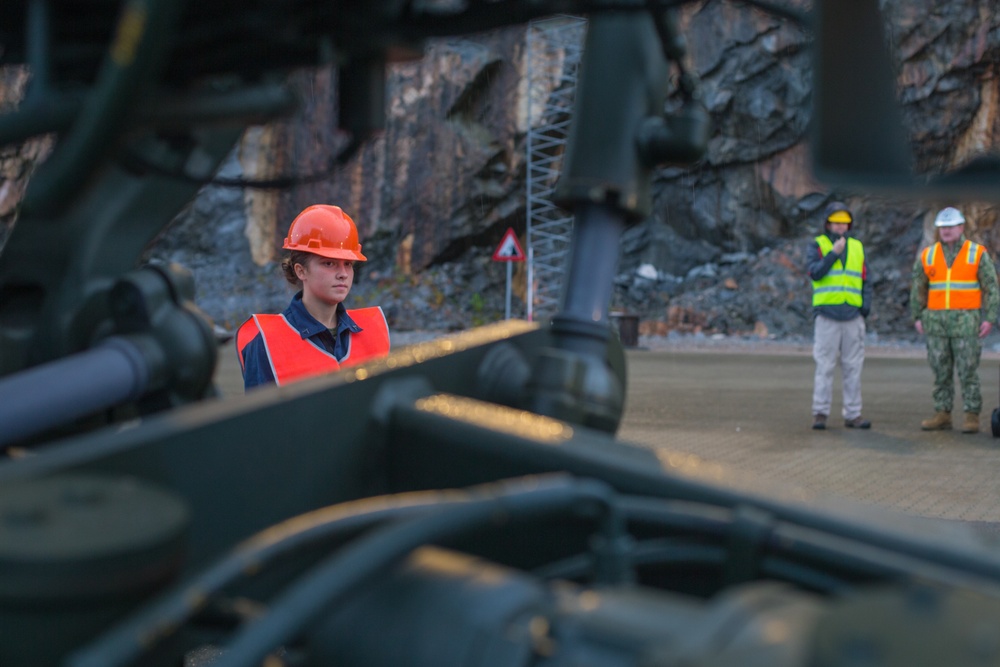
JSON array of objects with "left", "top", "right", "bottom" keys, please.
[{"left": 4, "top": 1, "right": 1000, "bottom": 341}]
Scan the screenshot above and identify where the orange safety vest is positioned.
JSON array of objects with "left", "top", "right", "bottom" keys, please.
[
  {"left": 236, "top": 306, "right": 390, "bottom": 385},
  {"left": 921, "top": 240, "right": 984, "bottom": 310}
]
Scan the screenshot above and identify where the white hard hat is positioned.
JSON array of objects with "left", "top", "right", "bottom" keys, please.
[{"left": 934, "top": 207, "right": 965, "bottom": 227}]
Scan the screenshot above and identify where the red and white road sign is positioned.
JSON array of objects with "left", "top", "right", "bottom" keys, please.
[{"left": 492, "top": 227, "right": 525, "bottom": 262}]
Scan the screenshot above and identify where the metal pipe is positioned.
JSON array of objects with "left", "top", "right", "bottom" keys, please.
[
  {"left": 559, "top": 201, "right": 624, "bottom": 327},
  {"left": 21, "top": 0, "right": 188, "bottom": 215},
  {"left": 0, "top": 336, "right": 156, "bottom": 448},
  {"left": 25, "top": 0, "right": 51, "bottom": 103}
]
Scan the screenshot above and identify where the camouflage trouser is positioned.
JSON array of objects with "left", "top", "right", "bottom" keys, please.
[{"left": 926, "top": 335, "right": 982, "bottom": 414}]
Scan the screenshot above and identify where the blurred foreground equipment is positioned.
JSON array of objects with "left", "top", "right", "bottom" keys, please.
[{"left": 3, "top": 1, "right": 1000, "bottom": 666}]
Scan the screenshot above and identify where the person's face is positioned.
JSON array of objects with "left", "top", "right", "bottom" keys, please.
[
  {"left": 827, "top": 222, "right": 850, "bottom": 236},
  {"left": 938, "top": 224, "right": 964, "bottom": 244},
  {"left": 295, "top": 255, "right": 355, "bottom": 306}
]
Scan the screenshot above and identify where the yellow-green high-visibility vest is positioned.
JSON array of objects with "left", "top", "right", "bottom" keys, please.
[{"left": 811, "top": 236, "right": 864, "bottom": 307}]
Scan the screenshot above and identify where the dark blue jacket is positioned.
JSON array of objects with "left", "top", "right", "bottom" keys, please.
[{"left": 240, "top": 292, "right": 361, "bottom": 390}]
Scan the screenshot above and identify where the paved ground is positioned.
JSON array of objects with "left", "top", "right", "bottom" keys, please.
[
  {"left": 216, "top": 338, "right": 1000, "bottom": 527},
  {"left": 618, "top": 345, "right": 1000, "bottom": 527}
]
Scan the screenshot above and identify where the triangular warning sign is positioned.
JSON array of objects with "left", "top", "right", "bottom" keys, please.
[{"left": 492, "top": 227, "right": 525, "bottom": 262}]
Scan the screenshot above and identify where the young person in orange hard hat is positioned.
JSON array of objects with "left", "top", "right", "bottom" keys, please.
[{"left": 236, "top": 205, "right": 390, "bottom": 390}]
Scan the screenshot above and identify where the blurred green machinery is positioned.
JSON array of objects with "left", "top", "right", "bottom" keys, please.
[{"left": 2, "top": 1, "right": 1000, "bottom": 666}]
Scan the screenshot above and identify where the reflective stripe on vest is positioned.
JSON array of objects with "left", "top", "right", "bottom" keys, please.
[
  {"left": 922, "top": 240, "right": 983, "bottom": 310},
  {"left": 811, "top": 236, "right": 864, "bottom": 307},
  {"left": 236, "top": 306, "right": 390, "bottom": 386}
]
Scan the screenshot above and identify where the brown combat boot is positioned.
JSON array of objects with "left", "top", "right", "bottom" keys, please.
[
  {"left": 920, "top": 411, "right": 952, "bottom": 430},
  {"left": 962, "top": 412, "right": 980, "bottom": 434}
]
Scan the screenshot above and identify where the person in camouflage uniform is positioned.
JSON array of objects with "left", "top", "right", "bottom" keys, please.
[{"left": 911, "top": 207, "right": 999, "bottom": 434}]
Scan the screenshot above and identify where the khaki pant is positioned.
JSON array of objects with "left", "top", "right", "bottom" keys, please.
[{"left": 812, "top": 315, "right": 866, "bottom": 419}]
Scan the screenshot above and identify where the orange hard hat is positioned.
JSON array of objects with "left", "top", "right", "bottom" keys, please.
[{"left": 283, "top": 205, "right": 367, "bottom": 261}]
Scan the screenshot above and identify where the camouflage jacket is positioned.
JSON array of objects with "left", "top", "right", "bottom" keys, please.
[{"left": 910, "top": 234, "right": 1000, "bottom": 337}]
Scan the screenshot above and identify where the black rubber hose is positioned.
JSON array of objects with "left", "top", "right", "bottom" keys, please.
[
  {"left": 67, "top": 475, "right": 612, "bottom": 667},
  {"left": 210, "top": 476, "right": 613, "bottom": 667}
]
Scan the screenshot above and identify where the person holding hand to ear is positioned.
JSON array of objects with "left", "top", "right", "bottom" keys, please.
[{"left": 807, "top": 201, "right": 872, "bottom": 431}]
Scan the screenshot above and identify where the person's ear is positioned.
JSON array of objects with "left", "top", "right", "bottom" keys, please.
[{"left": 294, "top": 262, "right": 308, "bottom": 281}]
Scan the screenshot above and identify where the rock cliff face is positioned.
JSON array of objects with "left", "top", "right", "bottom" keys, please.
[
  {"left": 5, "top": 3, "right": 1000, "bottom": 339},
  {"left": 256, "top": 31, "right": 532, "bottom": 274},
  {"left": 0, "top": 67, "right": 50, "bottom": 237}
]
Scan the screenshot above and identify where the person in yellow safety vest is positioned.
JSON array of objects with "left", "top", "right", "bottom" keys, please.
[
  {"left": 911, "top": 206, "right": 999, "bottom": 434},
  {"left": 807, "top": 201, "right": 872, "bottom": 430},
  {"left": 237, "top": 205, "right": 390, "bottom": 390}
]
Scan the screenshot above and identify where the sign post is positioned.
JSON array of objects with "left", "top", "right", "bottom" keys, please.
[{"left": 492, "top": 227, "right": 526, "bottom": 319}]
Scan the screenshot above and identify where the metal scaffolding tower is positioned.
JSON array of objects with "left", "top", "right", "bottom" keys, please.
[{"left": 525, "top": 16, "right": 587, "bottom": 322}]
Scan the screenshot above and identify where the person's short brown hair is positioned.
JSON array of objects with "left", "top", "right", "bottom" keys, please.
[{"left": 281, "top": 251, "right": 315, "bottom": 287}]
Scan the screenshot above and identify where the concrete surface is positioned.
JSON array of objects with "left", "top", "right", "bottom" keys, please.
[{"left": 618, "top": 346, "right": 1000, "bottom": 527}]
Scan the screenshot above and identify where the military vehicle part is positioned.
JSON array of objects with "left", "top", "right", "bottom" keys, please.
[
  {"left": 0, "top": 262, "right": 217, "bottom": 448},
  {"left": 3, "top": 321, "right": 1000, "bottom": 664},
  {"left": 0, "top": 473, "right": 189, "bottom": 667},
  {"left": 43, "top": 473, "right": 1000, "bottom": 667},
  {"left": 524, "top": 10, "right": 708, "bottom": 432},
  {"left": 0, "top": 335, "right": 163, "bottom": 447}
]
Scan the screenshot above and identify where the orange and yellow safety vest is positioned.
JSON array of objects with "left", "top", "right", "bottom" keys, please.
[{"left": 921, "top": 240, "right": 984, "bottom": 310}]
